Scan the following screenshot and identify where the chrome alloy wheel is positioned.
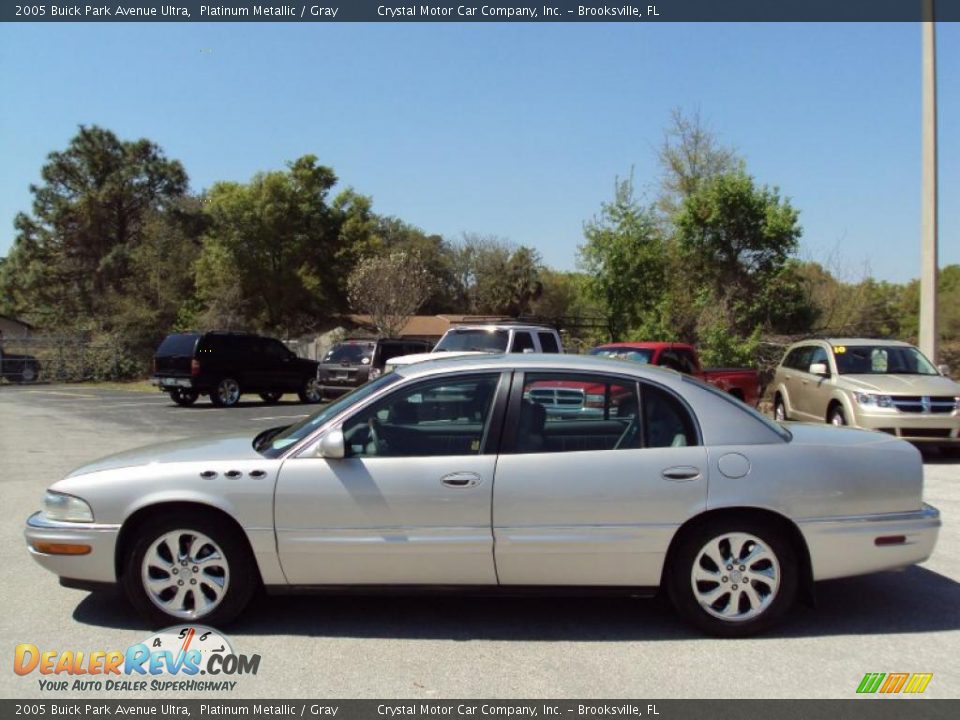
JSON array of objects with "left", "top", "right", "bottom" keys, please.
[
  {"left": 690, "top": 532, "right": 781, "bottom": 623},
  {"left": 217, "top": 378, "right": 241, "bottom": 406},
  {"left": 302, "top": 378, "right": 322, "bottom": 402},
  {"left": 140, "top": 529, "right": 230, "bottom": 619}
]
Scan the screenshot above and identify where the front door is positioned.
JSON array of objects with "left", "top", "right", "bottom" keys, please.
[
  {"left": 275, "top": 372, "right": 507, "bottom": 585},
  {"left": 493, "top": 372, "right": 708, "bottom": 587}
]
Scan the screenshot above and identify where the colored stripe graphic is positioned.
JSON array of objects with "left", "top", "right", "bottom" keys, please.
[{"left": 856, "top": 672, "right": 933, "bottom": 694}]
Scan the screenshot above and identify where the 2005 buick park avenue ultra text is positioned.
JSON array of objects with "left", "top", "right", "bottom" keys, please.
[{"left": 24, "top": 354, "right": 940, "bottom": 637}]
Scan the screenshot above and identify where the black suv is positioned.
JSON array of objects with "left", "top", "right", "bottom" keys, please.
[
  {"left": 152, "top": 331, "right": 321, "bottom": 407},
  {"left": 317, "top": 338, "right": 431, "bottom": 398}
]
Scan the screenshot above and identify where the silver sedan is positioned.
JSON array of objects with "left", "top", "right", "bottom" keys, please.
[{"left": 24, "top": 354, "right": 940, "bottom": 636}]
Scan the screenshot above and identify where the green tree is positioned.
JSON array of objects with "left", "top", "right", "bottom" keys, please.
[
  {"left": 451, "top": 234, "right": 543, "bottom": 316},
  {"left": 347, "top": 250, "right": 435, "bottom": 337},
  {"left": 0, "top": 125, "right": 188, "bottom": 327},
  {"left": 195, "top": 155, "right": 351, "bottom": 333},
  {"left": 674, "top": 170, "right": 803, "bottom": 337},
  {"left": 579, "top": 175, "right": 665, "bottom": 340}
]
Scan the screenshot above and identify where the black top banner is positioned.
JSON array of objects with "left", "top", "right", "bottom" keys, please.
[{"left": 3, "top": 0, "right": 959, "bottom": 23}]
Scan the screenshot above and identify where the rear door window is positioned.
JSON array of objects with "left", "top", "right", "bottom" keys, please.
[
  {"left": 538, "top": 332, "right": 560, "bottom": 353},
  {"left": 511, "top": 332, "right": 535, "bottom": 353}
]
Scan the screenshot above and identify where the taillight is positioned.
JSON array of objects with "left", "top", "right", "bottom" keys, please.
[{"left": 191, "top": 359, "right": 201, "bottom": 376}]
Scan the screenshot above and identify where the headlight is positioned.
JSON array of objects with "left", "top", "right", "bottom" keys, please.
[
  {"left": 43, "top": 491, "right": 94, "bottom": 523},
  {"left": 853, "top": 392, "right": 893, "bottom": 408}
]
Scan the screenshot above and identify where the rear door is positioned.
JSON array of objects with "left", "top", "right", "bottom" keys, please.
[
  {"left": 492, "top": 371, "right": 708, "bottom": 587},
  {"left": 261, "top": 338, "right": 300, "bottom": 390}
]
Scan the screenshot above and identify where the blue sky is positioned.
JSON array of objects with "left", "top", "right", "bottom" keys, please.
[{"left": 1, "top": 21, "right": 957, "bottom": 282}]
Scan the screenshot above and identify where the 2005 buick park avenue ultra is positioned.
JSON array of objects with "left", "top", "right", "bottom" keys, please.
[{"left": 25, "top": 355, "right": 940, "bottom": 636}]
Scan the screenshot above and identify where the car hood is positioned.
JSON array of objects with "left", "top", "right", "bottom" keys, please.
[
  {"left": 67, "top": 433, "right": 262, "bottom": 477},
  {"left": 837, "top": 374, "right": 959, "bottom": 395},
  {"left": 387, "top": 351, "right": 488, "bottom": 367}
]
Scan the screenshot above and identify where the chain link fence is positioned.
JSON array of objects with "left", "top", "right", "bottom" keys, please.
[{"left": 0, "top": 336, "right": 144, "bottom": 383}]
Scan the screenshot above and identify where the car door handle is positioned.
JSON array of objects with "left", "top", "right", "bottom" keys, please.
[
  {"left": 661, "top": 466, "right": 701, "bottom": 482},
  {"left": 441, "top": 472, "right": 482, "bottom": 488}
]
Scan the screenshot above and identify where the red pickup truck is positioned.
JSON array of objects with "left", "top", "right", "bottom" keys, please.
[{"left": 588, "top": 342, "right": 761, "bottom": 407}]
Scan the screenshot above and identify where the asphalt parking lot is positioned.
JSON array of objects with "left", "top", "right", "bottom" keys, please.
[{"left": 1, "top": 384, "right": 958, "bottom": 699}]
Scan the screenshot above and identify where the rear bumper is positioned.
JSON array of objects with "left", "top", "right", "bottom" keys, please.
[
  {"left": 151, "top": 376, "right": 194, "bottom": 389},
  {"left": 24, "top": 512, "right": 120, "bottom": 584},
  {"left": 800, "top": 504, "right": 940, "bottom": 581}
]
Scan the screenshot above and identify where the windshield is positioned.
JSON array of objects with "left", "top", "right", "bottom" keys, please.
[
  {"left": 833, "top": 345, "right": 938, "bottom": 376},
  {"left": 323, "top": 342, "right": 374, "bottom": 364},
  {"left": 589, "top": 347, "right": 654, "bottom": 364},
  {"left": 259, "top": 373, "right": 402, "bottom": 457},
  {"left": 434, "top": 329, "right": 509, "bottom": 353}
]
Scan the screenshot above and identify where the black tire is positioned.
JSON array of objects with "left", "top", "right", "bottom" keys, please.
[
  {"left": 298, "top": 376, "right": 323, "bottom": 404},
  {"left": 121, "top": 510, "right": 258, "bottom": 627},
  {"left": 259, "top": 391, "right": 283, "bottom": 404},
  {"left": 773, "top": 396, "right": 787, "bottom": 422},
  {"left": 828, "top": 405, "right": 847, "bottom": 426},
  {"left": 19, "top": 364, "right": 38, "bottom": 383},
  {"left": 169, "top": 389, "right": 199, "bottom": 407},
  {"left": 210, "top": 377, "right": 241, "bottom": 407},
  {"left": 666, "top": 517, "right": 797, "bottom": 638}
]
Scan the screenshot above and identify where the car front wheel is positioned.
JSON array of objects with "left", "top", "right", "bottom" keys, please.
[
  {"left": 829, "top": 406, "right": 847, "bottom": 426},
  {"left": 20, "top": 364, "right": 38, "bottom": 383},
  {"left": 298, "top": 377, "right": 323, "bottom": 404},
  {"left": 211, "top": 377, "right": 241, "bottom": 407},
  {"left": 667, "top": 518, "right": 797, "bottom": 637},
  {"left": 122, "top": 512, "right": 257, "bottom": 627}
]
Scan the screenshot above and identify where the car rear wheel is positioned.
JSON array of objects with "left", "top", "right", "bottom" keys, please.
[
  {"left": 829, "top": 406, "right": 847, "bottom": 426},
  {"left": 122, "top": 512, "right": 257, "bottom": 627},
  {"left": 773, "top": 396, "right": 787, "bottom": 422},
  {"left": 211, "top": 378, "right": 241, "bottom": 407},
  {"left": 259, "top": 391, "right": 283, "bottom": 404},
  {"left": 19, "top": 364, "right": 38, "bottom": 383},
  {"left": 667, "top": 518, "right": 797, "bottom": 637},
  {"left": 298, "top": 377, "right": 323, "bottom": 404},
  {"left": 169, "top": 389, "right": 199, "bottom": 406}
]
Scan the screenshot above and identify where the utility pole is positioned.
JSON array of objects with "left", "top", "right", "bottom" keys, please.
[{"left": 920, "top": 0, "right": 939, "bottom": 361}]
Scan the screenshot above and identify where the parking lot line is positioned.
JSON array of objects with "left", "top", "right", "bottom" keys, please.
[{"left": 23, "top": 390, "right": 98, "bottom": 399}]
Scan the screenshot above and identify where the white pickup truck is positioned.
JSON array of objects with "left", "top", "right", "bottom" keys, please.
[{"left": 384, "top": 323, "right": 564, "bottom": 373}]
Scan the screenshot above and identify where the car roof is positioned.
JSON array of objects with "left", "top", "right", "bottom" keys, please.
[
  {"left": 446, "top": 324, "right": 557, "bottom": 332},
  {"left": 791, "top": 338, "right": 915, "bottom": 348},
  {"left": 394, "top": 352, "right": 685, "bottom": 387}
]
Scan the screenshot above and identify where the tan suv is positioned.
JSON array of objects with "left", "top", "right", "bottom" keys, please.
[{"left": 772, "top": 338, "right": 959, "bottom": 451}]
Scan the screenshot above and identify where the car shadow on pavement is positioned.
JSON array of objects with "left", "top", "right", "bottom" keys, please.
[{"left": 73, "top": 565, "right": 960, "bottom": 640}]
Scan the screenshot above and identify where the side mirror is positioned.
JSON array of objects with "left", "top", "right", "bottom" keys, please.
[
  {"left": 809, "top": 362, "right": 830, "bottom": 377},
  {"left": 317, "top": 428, "right": 345, "bottom": 459},
  {"left": 937, "top": 364, "right": 951, "bottom": 377}
]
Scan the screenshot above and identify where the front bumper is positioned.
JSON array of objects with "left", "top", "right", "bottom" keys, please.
[
  {"left": 800, "top": 503, "right": 941, "bottom": 581},
  {"left": 852, "top": 407, "right": 959, "bottom": 443},
  {"left": 24, "top": 511, "right": 120, "bottom": 584}
]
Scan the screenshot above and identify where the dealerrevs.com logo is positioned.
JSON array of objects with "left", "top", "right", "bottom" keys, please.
[{"left": 14, "top": 626, "right": 260, "bottom": 693}]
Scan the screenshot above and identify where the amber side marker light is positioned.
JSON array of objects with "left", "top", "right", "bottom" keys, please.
[
  {"left": 875, "top": 535, "right": 907, "bottom": 547},
  {"left": 31, "top": 541, "right": 91, "bottom": 555}
]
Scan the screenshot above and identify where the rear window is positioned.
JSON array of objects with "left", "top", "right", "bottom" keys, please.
[{"left": 156, "top": 334, "right": 199, "bottom": 357}]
